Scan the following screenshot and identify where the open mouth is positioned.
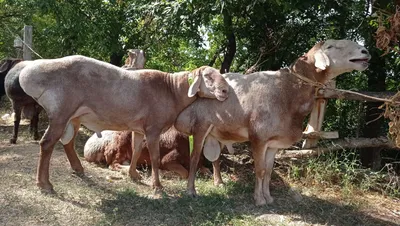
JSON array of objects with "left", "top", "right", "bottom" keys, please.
[
  {"left": 350, "top": 58, "right": 370, "bottom": 63},
  {"left": 216, "top": 94, "right": 228, "bottom": 101}
]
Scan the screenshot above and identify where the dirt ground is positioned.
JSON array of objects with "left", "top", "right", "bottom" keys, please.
[{"left": 0, "top": 114, "right": 399, "bottom": 226}]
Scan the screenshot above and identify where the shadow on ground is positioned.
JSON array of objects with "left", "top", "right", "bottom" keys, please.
[
  {"left": 0, "top": 114, "right": 398, "bottom": 226},
  {"left": 97, "top": 172, "right": 398, "bottom": 226}
]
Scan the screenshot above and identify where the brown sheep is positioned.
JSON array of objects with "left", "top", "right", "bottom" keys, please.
[
  {"left": 84, "top": 127, "right": 210, "bottom": 178},
  {"left": 18, "top": 56, "right": 229, "bottom": 193},
  {"left": 175, "top": 39, "right": 371, "bottom": 206}
]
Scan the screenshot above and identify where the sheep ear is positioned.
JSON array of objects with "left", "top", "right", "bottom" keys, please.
[
  {"left": 314, "top": 49, "right": 330, "bottom": 70},
  {"left": 187, "top": 73, "right": 201, "bottom": 97},
  {"left": 0, "top": 60, "right": 11, "bottom": 74},
  {"left": 203, "top": 136, "right": 221, "bottom": 162}
]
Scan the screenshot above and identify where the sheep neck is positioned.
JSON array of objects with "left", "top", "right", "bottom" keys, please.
[
  {"left": 290, "top": 57, "right": 331, "bottom": 85},
  {"left": 288, "top": 67, "right": 325, "bottom": 88},
  {"left": 166, "top": 72, "right": 198, "bottom": 110}
]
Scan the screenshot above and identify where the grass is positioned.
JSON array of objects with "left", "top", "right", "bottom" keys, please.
[
  {"left": 0, "top": 102, "right": 400, "bottom": 226},
  {"left": 287, "top": 149, "right": 400, "bottom": 197}
]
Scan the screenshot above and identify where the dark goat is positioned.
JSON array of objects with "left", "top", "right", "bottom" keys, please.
[
  {"left": 4, "top": 60, "right": 42, "bottom": 143},
  {"left": 0, "top": 58, "right": 22, "bottom": 97},
  {"left": 84, "top": 127, "right": 210, "bottom": 178}
]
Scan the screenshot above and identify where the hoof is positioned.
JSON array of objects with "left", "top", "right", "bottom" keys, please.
[
  {"left": 214, "top": 180, "right": 224, "bottom": 187},
  {"left": 153, "top": 186, "right": 164, "bottom": 195},
  {"left": 129, "top": 170, "right": 142, "bottom": 181},
  {"left": 187, "top": 189, "right": 197, "bottom": 198},
  {"left": 37, "top": 182, "right": 55, "bottom": 194},
  {"left": 254, "top": 194, "right": 267, "bottom": 206},
  {"left": 255, "top": 198, "right": 267, "bottom": 206},
  {"left": 39, "top": 187, "right": 56, "bottom": 195},
  {"left": 72, "top": 170, "right": 85, "bottom": 178},
  {"left": 264, "top": 195, "right": 274, "bottom": 205},
  {"left": 9, "top": 138, "right": 17, "bottom": 144}
]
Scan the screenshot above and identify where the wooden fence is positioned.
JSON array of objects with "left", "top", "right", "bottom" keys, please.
[{"left": 283, "top": 81, "right": 399, "bottom": 158}]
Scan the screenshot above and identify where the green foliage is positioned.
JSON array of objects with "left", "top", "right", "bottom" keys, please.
[
  {"left": 1, "top": 0, "right": 399, "bottom": 139},
  {"left": 289, "top": 151, "right": 400, "bottom": 197}
]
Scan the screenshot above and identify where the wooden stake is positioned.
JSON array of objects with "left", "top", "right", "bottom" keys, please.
[
  {"left": 23, "top": 25, "right": 32, "bottom": 60},
  {"left": 302, "top": 81, "right": 336, "bottom": 148}
]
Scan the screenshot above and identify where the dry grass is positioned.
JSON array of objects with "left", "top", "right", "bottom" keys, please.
[{"left": 0, "top": 104, "right": 399, "bottom": 226}]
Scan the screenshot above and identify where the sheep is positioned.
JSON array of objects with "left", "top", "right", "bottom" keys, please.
[
  {"left": 174, "top": 39, "right": 371, "bottom": 206},
  {"left": 83, "top": 127, "right": 210, "bottom": 178},
  {"left": 121, "top": 49, "right": 146, "bottom": 70},
  {"left": 4, "top": 60, "right": 43, "bottom": 143},
  {"left": 18, "top": 55, "right": 229, "bottom": 193}
]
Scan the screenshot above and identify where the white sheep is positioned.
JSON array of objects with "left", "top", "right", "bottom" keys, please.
[
  {"left": 175, "top": 39, "right": 371, "bottom": 206},
  {"left": 121, "top": 49, "right": 146, "bottom": 69},
  {"left": 18, "top": 55, "right": 229, "bottom": 193}
]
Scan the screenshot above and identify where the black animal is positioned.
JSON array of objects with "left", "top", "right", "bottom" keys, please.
[
  {"left": 1, "top": 58, "right": 22, "bottom": 97},
  {"left": 2, "top": 59, "right": 43, "bottom": 143}
]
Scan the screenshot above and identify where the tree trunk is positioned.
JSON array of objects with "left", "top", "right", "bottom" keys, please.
[
  {"left": 208, "top": 46, "right": 225, "bottom": 67},
  {"left": 220, "top": 8, "right": 236, "bottom": 74},
  {"left": 361, "top": 25, "right": 387, "bottom": 170},
  {"left": 110, "top": 52, "right": 123, "bottom": 67}
]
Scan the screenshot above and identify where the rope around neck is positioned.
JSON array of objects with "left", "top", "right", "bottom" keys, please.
[{"left": 288, "top": 68, "right": 326, "bottom": 88}]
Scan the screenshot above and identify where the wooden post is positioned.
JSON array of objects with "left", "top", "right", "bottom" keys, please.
[
  {"left": 23, "top": 25, "right": 32, "bottom": 60},
  {"left": 302, "top": 80, "right": 336, "bottom": 148}
]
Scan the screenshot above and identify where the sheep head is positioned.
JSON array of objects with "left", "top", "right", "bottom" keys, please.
[
  {"left": 188, "top": 66, "right": 229, "bottom": 101},
  {"left": 124, "top": 49, "right": 146, "bottom": 69},
  {"left": 0, "top": 59, "right": 22, "bottom": 77},
  {"left": 293, "top": 39, "right": 371, "bottom": 83}
]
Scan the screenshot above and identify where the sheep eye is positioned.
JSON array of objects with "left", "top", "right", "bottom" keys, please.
[{"left": 326, "top": 45, "right": 334, "bottom": 49}]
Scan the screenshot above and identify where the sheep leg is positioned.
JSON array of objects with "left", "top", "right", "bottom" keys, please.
[
  {"left": 262, "top": 148, "right": 278, "bottom": 204},
  {"left": 129, "top": 132, "right": 144, "bottom": 180},
  {"left": 251, "top": 140, "right": 268, "bottom": 206},
  {"left": 37, "top": 120, "right": 68, "bottom": 193},
  {"left": 161, "top": 150, "right": 189, "bottom": 179},
  {"left": 163, "top": 162, "right": 188, "bottom": 179},
  {"left": 62, "top": 118, "right": 84, "bottom": 175},
  {"left": 212, "top": 157, "right": 224, "bottom": 186},
  {"left": 110, "top": 162, "right": 125, "bottom": 171},
  {"left": 187, "top": 125, "right": 213, "bottom": 197},
  {"left": 30, "top": 105, "right": 41, "bottom": 140},
  {"left": 199, "top": 166, "right": 212, "bottom": 176},
  {"left": 10, "top": 105, "right": 22, "bottom": 144},
  {"left": 146, "top": 134, "right": 163, "bottom": 192}
]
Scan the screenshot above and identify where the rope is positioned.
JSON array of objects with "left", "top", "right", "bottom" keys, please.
[
  {"left": 2, "top": 22, "right": 44, "bottom": 59},
  {"left": 288, "top": 67, "right": 400, "bottom": 105},
  {"left": 325, "top": 88, "right": 400, "bottom": 105},
  {"left": 288, "top": 68, "right": 326, "bottom": 88}
]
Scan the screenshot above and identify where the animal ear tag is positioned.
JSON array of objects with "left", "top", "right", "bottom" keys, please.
[{"left": 189, "top": 135, "right": 194, "bottom": 155}]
